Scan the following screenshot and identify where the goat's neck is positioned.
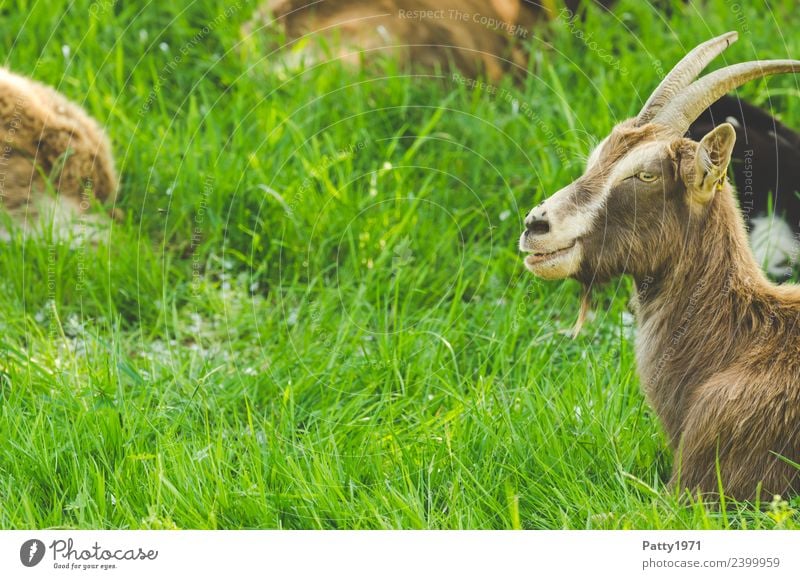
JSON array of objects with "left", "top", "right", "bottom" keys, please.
[{"left": 631, "top": 186, "right": 764, "bottom": 441}]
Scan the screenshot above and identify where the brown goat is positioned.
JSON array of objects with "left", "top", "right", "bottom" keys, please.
[
  {"left": 0, "top": 68, "right": 118, "bottom": 237},
  {"left": 519, "top": 32, "right": 800, "bottom": 500}
]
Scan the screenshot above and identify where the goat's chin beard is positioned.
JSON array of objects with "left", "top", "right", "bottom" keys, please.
[{"left": 523, "top": 241, "right": 582, "bottom": 280}]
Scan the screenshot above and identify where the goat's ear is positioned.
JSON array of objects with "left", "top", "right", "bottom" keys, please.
[{"left": 692, "top": 123, "right": 736, "bottom": 204}]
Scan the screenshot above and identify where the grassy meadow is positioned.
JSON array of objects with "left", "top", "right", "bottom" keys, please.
[{"left": 0, "top": 0, "right": 799, "bottom": 529}]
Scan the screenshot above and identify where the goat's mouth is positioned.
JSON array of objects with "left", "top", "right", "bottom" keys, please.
[
  {"left": 523, "top": 240, "right": 580, "bottom": 278},
  {"left": 524, "top": 241, "right": 576, "bottom": 265}
]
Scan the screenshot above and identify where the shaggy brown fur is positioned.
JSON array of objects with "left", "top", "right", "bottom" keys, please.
[
  {"left": 631, "top": 144, "right": 800, "bottom": 500},
  {"left": 0, "top": 68, "right": 118, "bottom": 234}
]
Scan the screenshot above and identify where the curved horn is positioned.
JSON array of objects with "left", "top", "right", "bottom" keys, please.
[
  {"left": 636, "top": 31, "right": 738, "bottom": 125},
  {"left": 652, "top": 60, "right": 800, "bottom": 135}
]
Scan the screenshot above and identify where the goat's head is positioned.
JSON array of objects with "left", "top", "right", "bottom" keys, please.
[{"left": 520, "top": 31, "right": 800, "bottom": 283}]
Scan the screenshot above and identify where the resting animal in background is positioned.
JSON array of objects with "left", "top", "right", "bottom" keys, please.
[
  {"left": 243, "top": 0, "right": 547, "bottom": 80},
  {"left": 0, "top": 68, "right": 118, "bottom": 238},
  {"left": 519, "top": 32, "right": 800, "bottom": 500}
]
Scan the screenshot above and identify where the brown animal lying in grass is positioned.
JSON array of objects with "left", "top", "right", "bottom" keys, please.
[
  {"left": 0, "top": 67, "right": 118, "bottom": 238},
  {"left": 242, "top": 0, "right": 552, "bottom": 80},
  {"left": 520, "top": 32, "right": 800, "bottom": 500}
]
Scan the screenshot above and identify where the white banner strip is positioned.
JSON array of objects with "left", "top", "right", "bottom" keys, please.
[{"left": 1, "top": 530, "right": 798, "bottom": 578}]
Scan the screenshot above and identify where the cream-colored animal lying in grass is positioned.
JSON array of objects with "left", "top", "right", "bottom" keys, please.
[{"left": 0, "top": 68, "right": 118, "bottom": 239}]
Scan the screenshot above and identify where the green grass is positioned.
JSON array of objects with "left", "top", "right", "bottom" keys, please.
[{"left": 1, "top": 0, "right": 799, "bottom": 529}]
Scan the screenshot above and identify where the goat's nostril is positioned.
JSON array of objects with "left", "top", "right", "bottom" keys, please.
[{"left": 526, "top": 218, "right": 550, "bottom": 235}]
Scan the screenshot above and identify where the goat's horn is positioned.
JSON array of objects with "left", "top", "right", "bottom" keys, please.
[
  {"left": 652, "top": 60, "right": 800, "bottom": 134},
  {"left": 636, "top": 31, "right": 738, "bottom": 125}
]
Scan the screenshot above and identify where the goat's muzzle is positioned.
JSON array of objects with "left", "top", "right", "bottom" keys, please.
[{"left": 519, "top": 184, "right": 588, "bottom": 279}]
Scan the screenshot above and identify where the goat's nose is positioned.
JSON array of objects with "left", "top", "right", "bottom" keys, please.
[{"left": 525, "top": 212, "right": 550, "bottom": 236}]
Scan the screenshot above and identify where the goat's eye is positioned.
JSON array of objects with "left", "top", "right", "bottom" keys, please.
[{"left": 636, "top": 171, "right": 659, "bottom": 183}]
